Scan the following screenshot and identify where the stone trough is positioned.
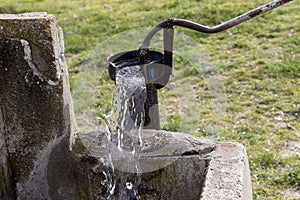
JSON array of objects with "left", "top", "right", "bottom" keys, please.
[
  {"left": 0, "top": 13, "right": 252, "bottom": 200},
  {"left": 73, "top": 129, "right": 252, "bottom": 200}
]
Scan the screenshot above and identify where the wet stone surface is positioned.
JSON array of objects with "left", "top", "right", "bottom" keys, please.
[{"left": 73, "top": 129, "right": 214, "bottom": 200}]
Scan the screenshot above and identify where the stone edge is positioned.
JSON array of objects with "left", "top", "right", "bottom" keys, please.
[{"left": 200, "top": 142, "right": 253, "bottom": 200}]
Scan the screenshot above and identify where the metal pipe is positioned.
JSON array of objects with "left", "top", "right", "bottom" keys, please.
[{"left": 141, "top": 0, "right": 293, "bottom": 49}]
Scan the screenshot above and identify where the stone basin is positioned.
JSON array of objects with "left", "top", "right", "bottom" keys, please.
[{"left": 72, "top": 129, "right": 252, "bottom": 200}]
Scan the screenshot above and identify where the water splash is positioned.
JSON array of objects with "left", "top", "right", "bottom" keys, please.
[{"left": 98, "top": 64, "right": 145, "bottom": 199}]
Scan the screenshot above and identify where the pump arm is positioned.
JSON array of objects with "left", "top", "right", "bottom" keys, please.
[{"left": 141, "top": 0, "right": 293, "bottom": 50}]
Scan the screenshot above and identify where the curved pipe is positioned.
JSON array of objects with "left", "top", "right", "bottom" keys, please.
[{"left": 141, "top": 0, "right": 293, "bottom": 49}]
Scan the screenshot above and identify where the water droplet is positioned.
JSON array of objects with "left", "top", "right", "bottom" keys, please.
[{"left": 126, "top": 182, "right": 133, "bottom": 190}]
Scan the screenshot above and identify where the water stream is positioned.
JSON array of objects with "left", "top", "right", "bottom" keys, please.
[{"left": 99, "top": 64, "right": 146, "bottom": 199}]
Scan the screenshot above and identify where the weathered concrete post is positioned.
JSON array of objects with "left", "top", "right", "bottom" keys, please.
[{"left": 0, "top": 13, "right": 76, "bottom": 199}]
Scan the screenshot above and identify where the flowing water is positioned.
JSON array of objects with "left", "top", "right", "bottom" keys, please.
[{"left": 99, "top": 64, "right": 146, "bottom": 199}]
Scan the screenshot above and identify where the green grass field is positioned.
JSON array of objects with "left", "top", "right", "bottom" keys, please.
[{"left": 1, "top": 0, "right": 299, "bottom": 199}]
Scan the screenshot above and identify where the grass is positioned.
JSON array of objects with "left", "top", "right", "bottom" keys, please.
[{"left": 1, "top": 0, "right": 299, "bottom": 199}]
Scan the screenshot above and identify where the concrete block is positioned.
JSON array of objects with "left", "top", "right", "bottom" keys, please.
[
  {"left": 201, "top": 142, "right": 253, "bottom": 200},
  {"left": 0, "top": 12, "right": 76, "bottom": 199}
]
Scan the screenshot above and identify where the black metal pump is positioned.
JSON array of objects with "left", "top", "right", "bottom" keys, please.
[
  {"left": 107, "top": 0, "right": 293, "bottom": 129},
  {"left": 108, "top": 0, "right": 292, "bottom": 89},
  {"left": 107, "top": 49, "right": 171, "bottom": 89}
]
